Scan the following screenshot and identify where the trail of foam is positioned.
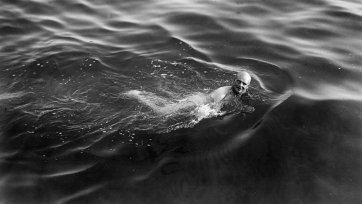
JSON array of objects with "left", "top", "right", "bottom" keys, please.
[
  {"left": 123, "top": 90, "right": 225, "bottom": 132},
  {"left": 0, "top": 92, "right": 26, "bottom": 101},
  {"left": 124, "top": 90, "right": 212, "bottom": 115}
]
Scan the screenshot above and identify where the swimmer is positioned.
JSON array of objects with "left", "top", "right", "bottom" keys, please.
[
  {"left": 125, "top": 71, "right": 252, "bottom": 114},
  {"left": 209, "top": 70, "right": 251, "bottom": 104}
]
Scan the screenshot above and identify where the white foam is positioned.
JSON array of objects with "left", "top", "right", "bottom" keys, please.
[
  {"left": 0, "top": 92, "right": 25, "bottom": 101},
  {"left": 193, "top": 104, "right": 219, "bottom": 119},
  {"left": 124, "top": 90, "right": 211, "bottom": 115}
]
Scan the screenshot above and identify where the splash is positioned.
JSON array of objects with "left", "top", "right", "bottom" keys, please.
[
  {"left": 123, "top": 90, "right": 219, "bottom": 131},
  {"left": 123, "top": 89, "right": 255, "bottom": 133}
]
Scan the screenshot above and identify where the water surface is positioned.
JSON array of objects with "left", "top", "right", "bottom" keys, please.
[{"left": 0, "top": 0, "right": 361, "bottom": 203}]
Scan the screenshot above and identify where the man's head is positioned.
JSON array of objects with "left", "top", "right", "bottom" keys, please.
[{"left": 232, "top": 71, "right": 251, "bottom": 95}]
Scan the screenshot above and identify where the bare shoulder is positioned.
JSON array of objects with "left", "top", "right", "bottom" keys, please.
[{"left": 209, "top": 86, "right": 231, "bottom": 103}]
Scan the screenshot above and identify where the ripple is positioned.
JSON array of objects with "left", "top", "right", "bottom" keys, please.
[
  {"left": 0, "top": 18, "right": 41, "bottom": 35},
  {"left": 0, "top": 25, "right": 26, "bottom": 35},
  {"left": 55, "top": 184, "right": 104, "bottom": 204},
  {"left": 167, "top": 37, "right": 211, "bottom": 61},
  {"left": 285, "top": 25, "right": 339, "bottom": 40},
  {"left": 66, "top": 2, "right": 98, "bottom": 15},
  {"left": 39, "top": 18, "right": 65, "bottom": 30},
  {"left": 21, "top": 0, "right": 60, "bottom": 16},
  {"left": 42, "top": 162, "right": 97, "bottom": 178},
  {"left": 106, "top": 20, "right": 139, "bottom": 30},
  {"left": 323, "top": 6, "right": 362, "bottom": 20},
  {"left": 295, "top": 81, "right": 362, "bottom": 101},
  {"left": 238, "top": 3, "right": 275, "bottom": 16},
  {"left": 1, "top": 0, "right": 362, "bottom": 203}
]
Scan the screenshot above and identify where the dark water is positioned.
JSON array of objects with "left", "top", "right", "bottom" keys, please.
[{"left": 1, "top": 0, "right": 362, "bottom": 203}]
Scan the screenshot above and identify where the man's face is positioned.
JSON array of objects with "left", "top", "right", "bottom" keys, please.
[{"left": 232, "top": 73, "right": 251, "bottom": 94}]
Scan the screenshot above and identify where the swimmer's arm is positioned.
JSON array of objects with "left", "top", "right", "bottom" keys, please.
[{"left": 209, "top": 86, "right": 230, "bottom": 103}]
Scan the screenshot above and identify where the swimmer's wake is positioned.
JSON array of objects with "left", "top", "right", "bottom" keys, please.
[
  {"left": 125, "top": 90, "right": 215, "bottom": 114},
  {"left": 124, "top": 89, "right": 254, "bottom": 132}
]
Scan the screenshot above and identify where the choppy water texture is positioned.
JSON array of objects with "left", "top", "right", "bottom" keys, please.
[{"left": 1, "top": 0, "right": 362, "bottom": 203}]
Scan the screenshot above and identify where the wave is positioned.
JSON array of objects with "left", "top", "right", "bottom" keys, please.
[{"left": 1, "top": 0, "right": 361, "bottom": 203}]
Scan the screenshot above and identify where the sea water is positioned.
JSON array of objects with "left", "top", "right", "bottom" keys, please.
[{"left": 0, "top": 0, "right": 361, "bottom": 203}]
